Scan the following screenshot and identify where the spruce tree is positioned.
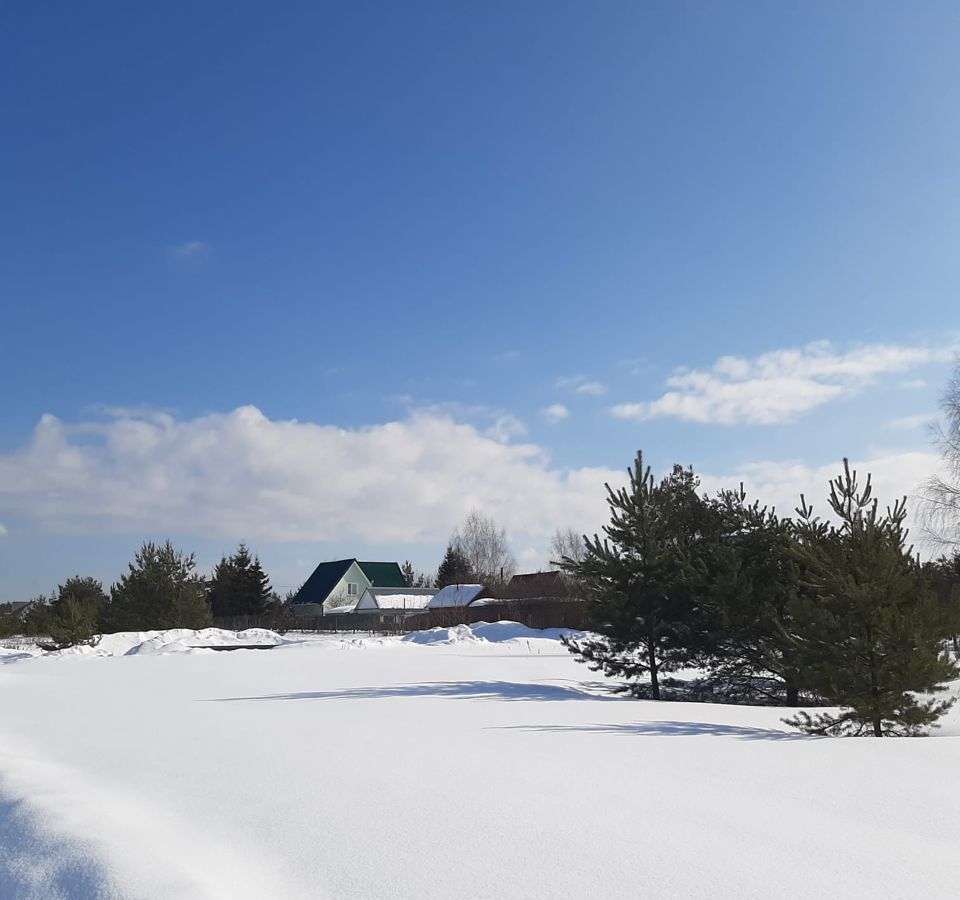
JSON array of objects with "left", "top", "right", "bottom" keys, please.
[
  {"left": 785, "top": 461, "right": 957, "bottom": 736},
  {"left": 401, "top": 560, "right": 416, "bottom": 588},
  {"left": 246, "top": 554, "right": 272, "bottom": 616},
  {"left": 436, "top": 544, "right": 474, "bottom": 588},
  {"left": 103, "top": 540, "right": 211, "bottom": 632},
  {"left": 561, "top": 452, "right": 719, "bottom": 699},
  {"left": 208, "top": 544, "right": 272, "bottom": 618},
  {"left": 208, "top": 555, "right": 238, "bottom": 618}
]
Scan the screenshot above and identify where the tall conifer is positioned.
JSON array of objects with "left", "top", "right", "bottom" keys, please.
[
  {"left": 561, "top": 452, "right": 718, "bottom": 699},
  {"left": 436, "top": 545, "right": 474, "bottom": 588},
  {"left": 103, "top": 541, "right": 211, "bottom": 631},
  {"left": 786, "top": 461, "right": 957, "bottom": 736},
  {"left": 208, "top": 544, "right": 272, "bottom": 618}
]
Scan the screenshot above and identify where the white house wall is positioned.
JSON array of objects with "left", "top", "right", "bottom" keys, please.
[{"left": 323, "top": 562, "right": 371, "bottom": 611}]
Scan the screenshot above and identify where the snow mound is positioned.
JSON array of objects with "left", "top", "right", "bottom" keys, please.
[
  {"left": 125, "top": 628, "right": 283, "bottom": 656},
  {"left": 402, "top": 621, "right": 580, "bottom": 645},
  {"left": 2, "top": 629, "right": 286, "bottom": 661},
  {"left": 403, "top": 624, "right": 480, "bottom": 645}
]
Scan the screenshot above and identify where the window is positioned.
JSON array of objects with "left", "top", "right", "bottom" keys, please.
[{"left": 347, "top": 582, "right": 358, "bottom": 596}]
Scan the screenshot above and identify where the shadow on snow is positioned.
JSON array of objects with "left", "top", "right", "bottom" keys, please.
[
  {"left": 0, "top": 794, "right": 117, "bottom": 900},
  {"left": 206, "top": 684, "right": 811, "bottom": 739},
  {"left": 208, "top": 680, "right": 621, "bottom": 704},
  {"left": 500, "top": 720, "right": 813, "bottom": 740}
]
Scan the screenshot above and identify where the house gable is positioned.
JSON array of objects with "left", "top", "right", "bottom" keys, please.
[
  {"left": 323, "top": 561, "right": 371, "bottom": 611},
  {"left": 292, "top": 559, "right": 372, "bottom": 612}
]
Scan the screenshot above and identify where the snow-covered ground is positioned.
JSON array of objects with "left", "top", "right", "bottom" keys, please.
[{"left": 1, "top": 622, "right": 958, "bottom": 899}]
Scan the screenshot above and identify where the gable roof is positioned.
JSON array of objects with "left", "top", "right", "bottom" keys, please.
[
  {"left": 292, "top": 559, "right": 358, "bottom": 607},
  {"left": 428, "top": 584, "right": 486, "bottom": 608},
  {"left": 356, "top": 587, "right": 437, "bottom": 611},
  {"left": 357, "top": 561, "right": 407, "bottom": 588},
  {"left": 292, "top": 559, "right": 407, "bottom": 607}
]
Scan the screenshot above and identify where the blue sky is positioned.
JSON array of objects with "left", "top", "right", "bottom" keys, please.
[{"left": 2, "top": 1, "right": 959, "bottom": 600}]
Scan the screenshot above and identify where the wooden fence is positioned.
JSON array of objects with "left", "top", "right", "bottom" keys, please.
[{"left": 214, "top": 598, "right": 589, "bottom": 636}]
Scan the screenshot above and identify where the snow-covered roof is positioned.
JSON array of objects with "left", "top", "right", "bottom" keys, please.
[
  {"left": 427, "top": 584, "right": 486, "bottom": 608},
  {"left": 325, "top": 603, "right": 358, "bottom": 615},
  {"left": 356, "top": 587, "right": 437, "bottom": 611}
]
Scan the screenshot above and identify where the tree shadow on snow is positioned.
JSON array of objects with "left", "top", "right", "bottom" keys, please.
[
  {"left": 209, "top": 680, "right": 622, "bottom": 704},
  {"left": 502, "top": 720, "right": 814, "bottom": 740},
  {"left": 0, "top": 794, "right": 118, "bottom": 899}
]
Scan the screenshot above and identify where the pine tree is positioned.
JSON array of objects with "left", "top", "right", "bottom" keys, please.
[
  {"left": 561, "top": 452, "right": 719, "bottom": 699},
  {"left": 41, "top": 597, "right": 102, "bottom": 651},
  {"left": 21, "top": 594, "right": 55, "bottom": 637},
  {"left": 401, "top": 560, "right": 416, "bottom": 588},
  {"left": 785, "top": 461, "right": 957, "bottom": 736},
  {"left": 706, "top": 490, "right": 808, "bottom": 705},
  {"left": 923, "top": 551, "right": 960, "bottom": 653},
  {"left": 436, "top": 545, "right": 474, "bottom": 588},
  {"left": 103, "top": 541, "right": 211, "bottom": 632},
  {"left": 40, "top": 576, "right": 108, "bottom": 650}
]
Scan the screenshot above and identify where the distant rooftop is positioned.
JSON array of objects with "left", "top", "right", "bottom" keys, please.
[{"left": 428, "top": 584, "right": 486, "bottom": 608}]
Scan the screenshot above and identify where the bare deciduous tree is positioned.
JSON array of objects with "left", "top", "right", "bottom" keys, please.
[
  {"left": 451, "top": 511, "right": 515, "bottom": 585},
  {"left": 922, "top": 362, "right": 960, "bottom": 548},
  {"left": 550, "top": 527, "right": 586, "bottom": 567}
]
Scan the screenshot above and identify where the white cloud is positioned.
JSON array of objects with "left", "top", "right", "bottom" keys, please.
[
  {"left": 172, "top": 240, "right": 209, "bottom": 260},
  {"left": 541, "top": 404, "right": 570, "bottom": 424},
  {"left": 0, "top": 407, "right": 623, "bottom": 550},
  {"left": 485, "top": 414, "right": 527, "bottom": 443},
  {"left": 557, "top": 375, "right": 607, "bottom": 397},
  {"left": 612, "top": 340, "right": 957, "bottom": 425},
  {"left": 0, "top": 408, "right": 947, "bottom": 567},
  {"left": 575, "top": 381, "right": 607, "bottom": 396},
  {"left": 0, "top": 522, "right": 7, "bottom": 537}
]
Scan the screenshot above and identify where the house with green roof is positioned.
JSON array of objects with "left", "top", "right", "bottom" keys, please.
[{"left": 290, "top": 559, "right": 407, "bottom": 615}]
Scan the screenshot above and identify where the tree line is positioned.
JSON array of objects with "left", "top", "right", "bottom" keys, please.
[{"left": 0, "top": 542, "right": 282, "bottom": 648}]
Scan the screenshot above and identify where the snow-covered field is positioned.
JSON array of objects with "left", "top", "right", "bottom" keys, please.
[{"left": 1, "top": 623, "right": 958, "bottom": 899}]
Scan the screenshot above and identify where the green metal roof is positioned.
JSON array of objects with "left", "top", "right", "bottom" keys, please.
[
  {"left": 357, "top": 561, "right": 406, "bottom": 588},
  {"left": 292, "top": 559, "right": 406, "bottom": 608},
  {"left": 291, "top": 559, "right": 355, "bottom": 607}
]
